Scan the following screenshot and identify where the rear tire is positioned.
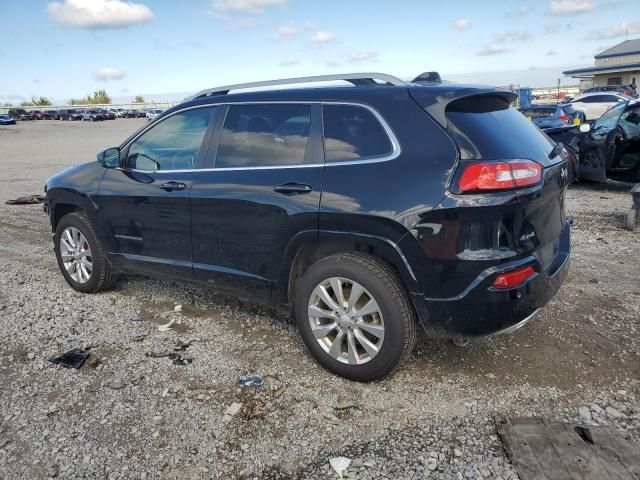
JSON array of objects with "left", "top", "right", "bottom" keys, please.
[
  {"left": 54, "top": 212, "right": 118, "bottom": 293},
  {"left": 294, "top": 252, "right": 416, "bottom": 381}
]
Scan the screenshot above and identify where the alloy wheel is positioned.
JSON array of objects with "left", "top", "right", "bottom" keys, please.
[
  {"left": 59, "top": 227, "right": 93, "bottom": 284},
  {"left": 307, "top": 277, "right": 385, "bottom": 365}
]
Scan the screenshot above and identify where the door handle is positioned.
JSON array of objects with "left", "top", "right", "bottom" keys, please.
[
  {"left": 273, "top": 183, "right": 313, "bottom": 195},
  {"left": 159, "top": 181, "right": 186, "bottom": 192}
]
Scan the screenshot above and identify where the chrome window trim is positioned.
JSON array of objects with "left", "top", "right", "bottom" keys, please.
[{"left": 121, "top": 101, "right": 401, "bottom": 173}]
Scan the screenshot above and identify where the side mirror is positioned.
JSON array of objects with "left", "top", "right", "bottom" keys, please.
[
  {"left": 579, "top": 124, "right": 591, "bottom": 133},
  {"left": 97, "top": 147, "right": 121, "bottom": 168}
]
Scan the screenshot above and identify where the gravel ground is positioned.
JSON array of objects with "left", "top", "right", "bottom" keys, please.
[{"left": 0, "top": 120, "right": 638, "bottom": 479}]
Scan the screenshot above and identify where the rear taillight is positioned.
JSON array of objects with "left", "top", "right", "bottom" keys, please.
[
  {"left": 492, "top": 265, "right": 536, "bottom": 289},
  {"left": 559, "top": 114, "right": 569, "bottom": 123},
  {"left": 457, "top": 160, "right": 542, "bottom": 193}
]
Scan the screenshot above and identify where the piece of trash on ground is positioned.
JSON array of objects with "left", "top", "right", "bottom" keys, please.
[
  {"left": 223, "top": 402, "right": 243, "bottom": 422},
  {"left": 238, "top": 375, "right": 263, "bottom": 387},
  {"left": 173, "top": 339, "right": 192, "bottom": 351},
  {"left": 48, "top": 348, "right": 90, "bottom": 369},
  {"left": 241, "top": 398, "right": 266, "bottom": 420},
  {"left": 329, "top": 457, "right": 351, "bottom": 478},
  {"left": 333, "top": 395, "right": 357, "bottom": 411},
  {"left": 145, "top": 351, "right": 192, "bottom": 365},
  {"left": 5, "top": 195, "right": 45, "bottom": 205},
  {"left": 104, "top": 380, "right": 127, "bottom": 390},
  {"left": 157, "top": 318, "right": 176, "bottom": 332},
  {"left": 84, "top": 356, "right": 100, "bottom": 369},
  {"left": 131, "top": 334, "right": 146, "bottom": 342}
]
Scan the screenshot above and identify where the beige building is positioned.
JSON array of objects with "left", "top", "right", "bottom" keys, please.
[{"left": 564, "top": 38, "right": 640, "bottom": 90}]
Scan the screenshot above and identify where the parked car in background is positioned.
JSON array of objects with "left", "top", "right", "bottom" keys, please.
[
  {"left": 99, "top": 109, "right": 116, "bottom": 120},
  {"left": 145, "top": 108, "right": 163, "bottom": 121},
  {"left": 122, "top": 109, "right": 138, "bottom": 118},
  {"left": 44, "top": 72, "right": 571, "bottom": 381},
  {"left": 31, "top": 110, "right": 45, "bottom": 120},
  {"left": 0, "top": 114, "right": 16, "bottom": 125},
  {"left": 8, "top": 108, "right": 34, "bottom": 120},
  {"left": 106, "top": 109, "right": 123, "bottom": 118},
  {"left": 545, "top": 99, "right": 640, "bottom": 184},
  {"left": 81, "top": 109, "right": 104, "bottom": 121},
  {"left": 136, "top": 109, "right": 147, "bottom": 118},
  {"left": 520, "top": 104, "right": 577, "bottom": 128},
  {"left": 562, "top": 92, "right": 629, "bottom": 121},
  {"left": 582, "top": 85, "right": 637, "bottom": 98},
  {"left": 59, "top": 109, "right": 83, "bottom": 121},
  {"left": 42, "top": 110, "right": 60, "bottom": 120}
]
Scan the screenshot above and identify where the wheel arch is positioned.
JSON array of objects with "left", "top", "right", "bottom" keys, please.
[
  {"left": 47, "top": 189, "right": 100, "bottom": 234},
  {"left": 276, "top": 230, "right": 422, "bottom": 305}
]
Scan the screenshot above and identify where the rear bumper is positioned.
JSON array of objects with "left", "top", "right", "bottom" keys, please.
[{"left": 412, "top": 220, "right": 570, "bottom": 338}]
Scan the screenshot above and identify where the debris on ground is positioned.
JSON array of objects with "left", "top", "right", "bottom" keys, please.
[
  {"left": 173, "top": 339, "right": 192, "bottom": 351},
  {"left": 157, "top": 318, "right": 176, "bottom": 332},
  {"left": 497, "top": 417, "right": 640, "bottom": 480},
  {"left": 131, "top": 334, "right": 146, "bottom": 342},
  {"left": 103, "top": 380, "right": 127, "bottom": 390},
  {"left": 48, "top": 348, "right": 90, "bottom": 369},
  {"left": 5, "top": 195, "right": 44, "bottom": 205},
  {"left": 333, "top": 395, "right": 357, "bottom": 411},
  {"left": 223, "top": 402, "right": 243, "bottom": 422},
  {"left": 237, "top": 375, "right": 263, "bottom": 387},
  {"left": 145, "top": 351, "right": 193, "bottom": 365},
  {"left": 240, "top": 398, "right": 266, "bottom": 420},
  {"left": 329, "top": 457, "right": 351, "bottom": 478}
]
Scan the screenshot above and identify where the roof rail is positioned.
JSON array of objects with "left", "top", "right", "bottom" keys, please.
[{"left": 190, "top": 72, "right": 406, "bottom": 99}]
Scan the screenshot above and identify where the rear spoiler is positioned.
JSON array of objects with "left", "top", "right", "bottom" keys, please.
[{"left": 409, "top": 85, "right": 517, "bottom": 129}]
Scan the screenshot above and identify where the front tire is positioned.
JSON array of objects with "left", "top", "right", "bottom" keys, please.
[
  {"left": 54, "top": 212, "right": 118, "bottom": 293},
  {"left": 294, "top": 252, "right": 416, "bottom": 381}
]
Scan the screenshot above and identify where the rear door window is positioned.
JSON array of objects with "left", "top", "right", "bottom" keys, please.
[
  {"left": 215, "top": 104, "right": 312, "bottom": 168},
  {"left": 322, "top": 104, "right": 393, "bottom": 162}
]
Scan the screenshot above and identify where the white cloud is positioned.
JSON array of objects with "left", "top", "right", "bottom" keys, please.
[
  {"left": 211, "top": 0, "right": 288, "bottom": 14},
  {"left": 280, "top": 59, "right": 299, "bottom": 66},
  {"left": 93, "top": 67, "right": 126, "bottom": 81},
  {"left": 275, "top": 24, "right": 298, "bottom": 39},
  {"left": 476, "top": 43, "right": 508, "bottom": 56},
  {"left": 548, "top": 0, "right": 595, "bottom": 15},
  {"left": 546, "top": 49, "right": 558, "bottom": 55},
  {"left": 47, "top": 0, "right": 153, "bottom": 28},
  {"left": 311, "top": 31, "right": 336, "bottom": 44},
  {"left": 453, "top": 18, "right": 470, "bottom": 30},
  {"left": 590, "top": 20, "right": 640, "bottom": 39},
  {"left": 350, "top": 50, "right": 379, "bottom": 63},
  {"left": 494, "top": 31, "right": 532, "bottom": 42},
  {"left": 520, "top": 4, "right": 535, "bottom": 14}
]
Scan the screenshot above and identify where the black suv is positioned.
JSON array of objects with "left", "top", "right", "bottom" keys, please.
[
  {"left": 8, "top": 108, "right": 34, "bottom": 120},
  {"left": 44, "top": 72, "right": 571, "bottom": 381}
]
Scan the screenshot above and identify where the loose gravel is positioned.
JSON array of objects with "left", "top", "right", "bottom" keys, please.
[{"left": 0, "top": 121, "right": 638, "bottom": 479}]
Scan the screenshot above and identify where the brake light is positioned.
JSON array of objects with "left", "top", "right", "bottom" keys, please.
[
  {"left": 492, "top": 265, "right": 536, "bottom": 289},
  {"left": 559, "top": 114, "right": 569, "bottom": 123},
  {"left": 457, "top": 160, "right": 542, "bottom": 193}
]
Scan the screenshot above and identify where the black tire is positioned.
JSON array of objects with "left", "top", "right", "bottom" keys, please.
[
  {"left": 54, "top": 212, "right": 118, "bottom": 293},
  {"left": 294, "top": 252, "right": 416, "bottom": 381}
]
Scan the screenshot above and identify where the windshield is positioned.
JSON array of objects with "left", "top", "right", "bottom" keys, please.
[{"left": 593, "top": 101, "right": 627, "bottom": 131}]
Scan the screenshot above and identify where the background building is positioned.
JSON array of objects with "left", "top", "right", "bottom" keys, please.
[{"left": 563, "top": 38, "right": 640, "bottom": 91}]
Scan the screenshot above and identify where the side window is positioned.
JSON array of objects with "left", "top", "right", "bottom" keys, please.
[
  {"left": 322, "top": 105, "right": 393, "bottom": 162},
  {"left": 619, "top": 108, "right": 640, "bottom": 138},
  {"left": 126, "top": 107, "right": 215, "bottom": 171},
  {"left": 215, "top": 104, "right": 311, "bottom": 168}
]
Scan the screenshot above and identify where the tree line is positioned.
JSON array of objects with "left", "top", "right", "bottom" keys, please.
[{"left": 3, "top": 90, "right": 145, "bottom": 107}]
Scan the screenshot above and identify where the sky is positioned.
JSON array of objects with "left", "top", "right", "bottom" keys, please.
[{"left": 1, "top": 0, "right": 639, "bottom": 103}]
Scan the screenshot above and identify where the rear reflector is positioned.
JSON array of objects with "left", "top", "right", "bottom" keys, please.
[
  {"left": 492, "top": 265, "right": 536, "bottom": 289},
  {"left": 457, "top": 160, "right": 542, "bottom": 193}
]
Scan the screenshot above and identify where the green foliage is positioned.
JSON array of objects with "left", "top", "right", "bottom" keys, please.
[
  {"left": 20, "top": 96, "right": 53, "bottom": 106},
  {"left": 69, "top": 89, "right": 111, "bottom": 105},
  {"left": 134, "top": 95, "right": 145, "bottom": 103}
]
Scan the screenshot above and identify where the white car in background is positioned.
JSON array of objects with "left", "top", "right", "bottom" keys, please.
[
  {"left": 563, "top": 92, "right": 629, "bottom": 121},
  {"left": 145, "top": 109, "right": 164, "bottom": 121}
]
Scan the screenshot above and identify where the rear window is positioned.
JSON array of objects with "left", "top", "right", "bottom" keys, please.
[
  {"left": 322, "top": 105, "right": 393, "bottom": 162},
  {"left": 520, "top": 108, "right": 555, "bottom": 118},
  {"left": 446, "top": 95, "right": 553, "bottom": 161}
]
